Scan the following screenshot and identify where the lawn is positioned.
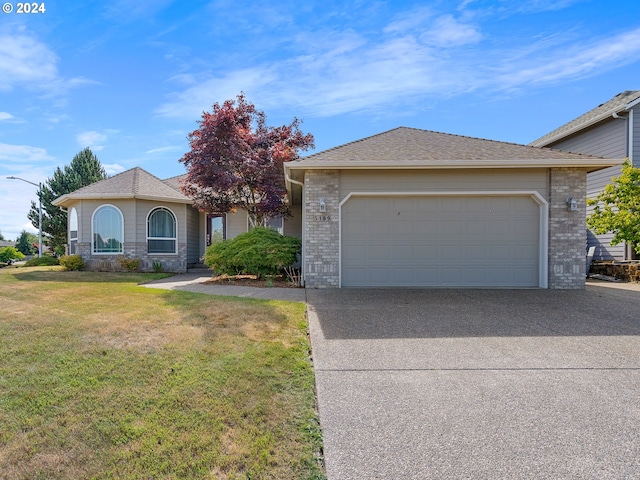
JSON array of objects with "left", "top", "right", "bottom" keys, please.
[{"left": 0, "top": 267, "right": 324, "bottom": 480}]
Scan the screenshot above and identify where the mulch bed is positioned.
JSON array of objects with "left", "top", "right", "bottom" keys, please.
[{"left": 206, "top": 274, "right": 301, "bottom": 288}]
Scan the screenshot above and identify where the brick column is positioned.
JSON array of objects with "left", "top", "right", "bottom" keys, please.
[
  {"left": 548, "top": 168, "right": 587, "bottom": 289},
  {"left": 304, "top": 170, "right": 340, "bottom": 288}
]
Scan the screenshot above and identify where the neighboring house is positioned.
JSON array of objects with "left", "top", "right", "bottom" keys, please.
[
  {"left": 0, "top": 240, "right": 15, "bottom": 247},
  {"left": 54, "top": 127, "right": 621, "bottom": 289},
  {"left": 530, "top": 90, "right": 640, "bottom": 260}
]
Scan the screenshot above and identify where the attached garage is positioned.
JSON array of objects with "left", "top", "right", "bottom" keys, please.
[
  {"left": 341, "top": 193, "right": 545, "bottom": 287},
  {"left": 284, "top": 127, "right": 623, "bottom": 289}
]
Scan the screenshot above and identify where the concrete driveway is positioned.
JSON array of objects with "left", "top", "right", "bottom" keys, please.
[{"left": 306, "top": 282, "right": 640, "bottom": 479}]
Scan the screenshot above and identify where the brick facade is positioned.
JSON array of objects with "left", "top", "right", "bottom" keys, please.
[
  {"left": 304, "top": 170, "right": 340, "bottom": 287},
  {"left": 548, "top": 168, "right": 587, "bottom": 289},
  {"left": 75, "top": 241, "right": 188, "bottom": 273}
]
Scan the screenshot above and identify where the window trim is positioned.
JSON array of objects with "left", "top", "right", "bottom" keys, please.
[
  {"left": 146, "top": 206, "right": 178, "bottom": 255},
  {"left": 69, "top": 207, "right": 78, "bottom": 255},
  {"left": 91, "top": 204, "right": 124, "bottom": 255}
]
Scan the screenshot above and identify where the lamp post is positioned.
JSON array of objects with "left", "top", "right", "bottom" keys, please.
[{"left": 7, "top": 176, "right": 43, "bottom": 258}]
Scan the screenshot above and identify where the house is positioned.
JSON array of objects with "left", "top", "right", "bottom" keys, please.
[
  {"left": 51, "top": 166, "right": 301, "bottom": 273},
  {"left": 530, "top": 90, "right": 640, "bottom": 260},
  {"left": 53, "top": 127, "right": 621, "bottom": 289}
]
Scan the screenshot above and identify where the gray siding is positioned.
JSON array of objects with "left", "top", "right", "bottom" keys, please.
[
  {"left": 284, "top": 205, "right": 302, "bottom": 238},
  {"left": 548, "top": 117, "right": 628, "bottom": 260},
  {"left": 226, "top": 210, "right": 249, "bottom": 239},
  {"left": 186, "top": 206, "right": 202, "bottom": 264},
  {"left": 632, "top": 106, "right": 640, "bottom": 166}
]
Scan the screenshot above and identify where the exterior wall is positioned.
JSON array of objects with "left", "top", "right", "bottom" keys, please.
[
  {"left": 71, "top": 199, "right": 189, "bottom": 273},
  {"left": 186, "top": 206, "right": 202, "bottom": 265},
  {"left": 284, "top": 204, "right": 302, "bottom": 239},
  {"left": 547, "top": 168, "right": 587, "bottom": 289},
  {"left": 226, "top": 210, "right": 249, "bottom": 239},
  {"left": 548, "top": 117, "right": 628, "bottom": 260},
  {"left": 304, "top": 170, "right": 340, "bottom": 288}
]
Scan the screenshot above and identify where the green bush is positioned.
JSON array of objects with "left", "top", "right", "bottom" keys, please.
[
  {"left": 0, "top": 246, "right": 25, "bottom": 264},
  {"left": 24, "top": 256, "right": 60, "bottom": 267},
  {"left": 59, "top": 254, "right": 85, "bottom": 271},
  {"left": 205, "top": 227, "right": 301, "bottom": 278},
  {"left": 117, "top": 256, "right": 141, "bottom": 272}
]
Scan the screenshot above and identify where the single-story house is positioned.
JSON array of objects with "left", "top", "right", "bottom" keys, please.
[
  {"left": 53, "top": 127, "right": 621, "bottom": 289},
  {"left": 530, "top": 90, "right": 640, "bottom": 260}
]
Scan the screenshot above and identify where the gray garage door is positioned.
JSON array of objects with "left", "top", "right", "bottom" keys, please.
[{"left": 341, "top": 195, "right": 540, "bottom": 287}]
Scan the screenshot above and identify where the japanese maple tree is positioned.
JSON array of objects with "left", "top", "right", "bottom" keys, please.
[{"left": 179, "top": 94, "right": 314, "bottom": 227}]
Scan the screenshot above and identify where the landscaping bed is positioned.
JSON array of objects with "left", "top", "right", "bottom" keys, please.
[{"left": 590, "top": 260, "right": 640, "bottom": 282}]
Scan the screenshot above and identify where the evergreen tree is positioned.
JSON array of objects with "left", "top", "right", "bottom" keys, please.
[
  {"left": 28, "top": 148, "right": 107, "bottom": 253},
  {"left": 15, "top": 230, "right": 38, "bottom": 255}
]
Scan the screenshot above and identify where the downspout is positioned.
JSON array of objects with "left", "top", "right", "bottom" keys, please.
[{"left": 285, "top": 172, "right": 306, "bottom": 287}]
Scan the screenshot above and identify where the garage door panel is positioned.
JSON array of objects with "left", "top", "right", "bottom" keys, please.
[{"left": 341, "top": 195, "right": 541, "bottom": 287}]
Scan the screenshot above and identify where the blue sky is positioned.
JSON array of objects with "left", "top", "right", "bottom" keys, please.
[{"left": 2, "top": 0, "right": 640, "bottom": 240}]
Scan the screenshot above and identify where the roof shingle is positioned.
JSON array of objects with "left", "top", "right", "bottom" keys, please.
[{"left": 530, "top": 90, "right": 640, "bottom": 147}]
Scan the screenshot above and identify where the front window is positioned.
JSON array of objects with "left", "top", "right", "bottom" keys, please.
[
  {"left": 266, "top": 216, "right": 284, "bottom": 234},
  {"left": 208, "top": 214, "right": 225, "bottom": 246},
  {"left": 92, "top": 205, "right": 123, "bottom": 253},
  {"left": 147, "top": 207, "right": 177, "bottom": 254},
  {"left": 69, "top": 207, "right": 78, "bottom": 254}
]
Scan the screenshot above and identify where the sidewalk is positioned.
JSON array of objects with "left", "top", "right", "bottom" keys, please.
[{"left": 141, "top": 273, "right": 307, "bottom": 302}]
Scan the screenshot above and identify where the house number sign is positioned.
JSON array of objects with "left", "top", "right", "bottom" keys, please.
[{"left": 313, "top": 215, "right": 332, "bottom": 221}]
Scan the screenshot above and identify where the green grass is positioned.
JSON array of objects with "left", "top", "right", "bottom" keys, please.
[{"left": 0, "top": 267, "right": 324, "bottom": 479}]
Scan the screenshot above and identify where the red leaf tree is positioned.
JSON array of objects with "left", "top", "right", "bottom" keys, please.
[{"left": 179, "top": 94, "right": 314, "bottom": 227}]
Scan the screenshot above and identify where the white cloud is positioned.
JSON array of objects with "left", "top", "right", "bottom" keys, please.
[
  {"left": 0, "top": 25, "right": 93, "bottom": 95},
  {"left": 103, "top": 163, "right": 126, "bottom": 175},
  {"left": 76, "top": 131, "right": 107, "bottom": 151},
  {"left": 420, "top": 15, "right": 483, "bottom": 47},
  {"left": 146, "top": 146, "right": 181, "bottom": 154},
  {"left": 154, "top": 6, "right": 640, "bottom": 120},
  {"left": 0, "top": 26, "right": 58, "bottom": 91},
  {"left": 494, "top": 28, "right": 640, "bottom": 90},
  {"left": 0, "top": 112, "right": 14, "bottom": 121},
  {"left": 0, "top": 143, "right": 53, "bottom": 164}
]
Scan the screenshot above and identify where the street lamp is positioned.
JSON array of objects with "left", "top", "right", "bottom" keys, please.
[{"left": 7, "top": 176, "right": 43, "bottom": 258}]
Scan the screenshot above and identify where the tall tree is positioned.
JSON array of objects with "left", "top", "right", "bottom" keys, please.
[
  {"left": 179, "top": 93, "right": 314, "bottom": 227},
  {"left": 0, "top": 230, "right": 5, "bottom": 241},
  {"left": 15, "top": 230, "right": 37, "bottom": 255},
  {"left": 587, "top": 159, "right": 640, "bottom": 254},
  {"left": 28, "top": 148, "right": 107, "bottom": 253}
]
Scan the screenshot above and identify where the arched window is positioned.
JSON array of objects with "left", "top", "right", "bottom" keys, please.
[
  {"left": 69, "top": 207, "right": 78, "bottom": 254},
  {"left": 147, "top": 207, "right": 177, "bottom": 254},
  {"left": 92, "top": 205, "right": 123, "bottom": 254}
]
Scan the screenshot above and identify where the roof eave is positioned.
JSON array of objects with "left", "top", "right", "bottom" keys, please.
[
  {"left": 531, "top": 106, "right": 631, "bottom": 147},
  {"left": 52, "top": 193, "right": 192, "bottom": 207},
  {"left": 285, "top": 158, "right": 623, "bottom": 173}
]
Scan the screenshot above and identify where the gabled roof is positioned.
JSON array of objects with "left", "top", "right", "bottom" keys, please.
[
  {"left": 530, "top": 90, "right": 640, "bottom": 147},
  {"left": 53, "top": 167, "right": 192, "bottom": 208},
  {"left": 286, "top": 127, "right": 621, "bottom": 173}
]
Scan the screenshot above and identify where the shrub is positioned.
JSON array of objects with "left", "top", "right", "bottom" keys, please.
[
  {"left": 152, "top": 261, "right": 164, "bottom": 273},
  {"left": 205, "top": 227, "right": 301, "bottom": 278},
  {"left": 0, "top": 246, "right": 25, "bottom": 264},
  {"left": 59, "top": 254, "right": 85, "bottom": 271},
  {"left": 24, "top": 256, "right": 60, "bottom": 267},
  {"left": 117, "top": 256, "right": 141, "bottom": 272}
]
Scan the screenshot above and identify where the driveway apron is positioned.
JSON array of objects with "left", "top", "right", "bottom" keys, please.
[{"left": 306, "top": 284, "right": 640, "bottom": 479}]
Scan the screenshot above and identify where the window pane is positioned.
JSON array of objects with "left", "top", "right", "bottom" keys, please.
[
  {"left": 266, "top": 217, "right": 283, "bottom": 234},
  {"left": 148, "top": 239, "right": 176, "bottom": 254},
  {"left": 211, "top": 215, "right": 225, "bottom": 244},
  {"left": 93, "top": 206, "right": 123, "bottom": 253},
  {"left": 149, "top": 209, "right": 176, "bottom": 238}
]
